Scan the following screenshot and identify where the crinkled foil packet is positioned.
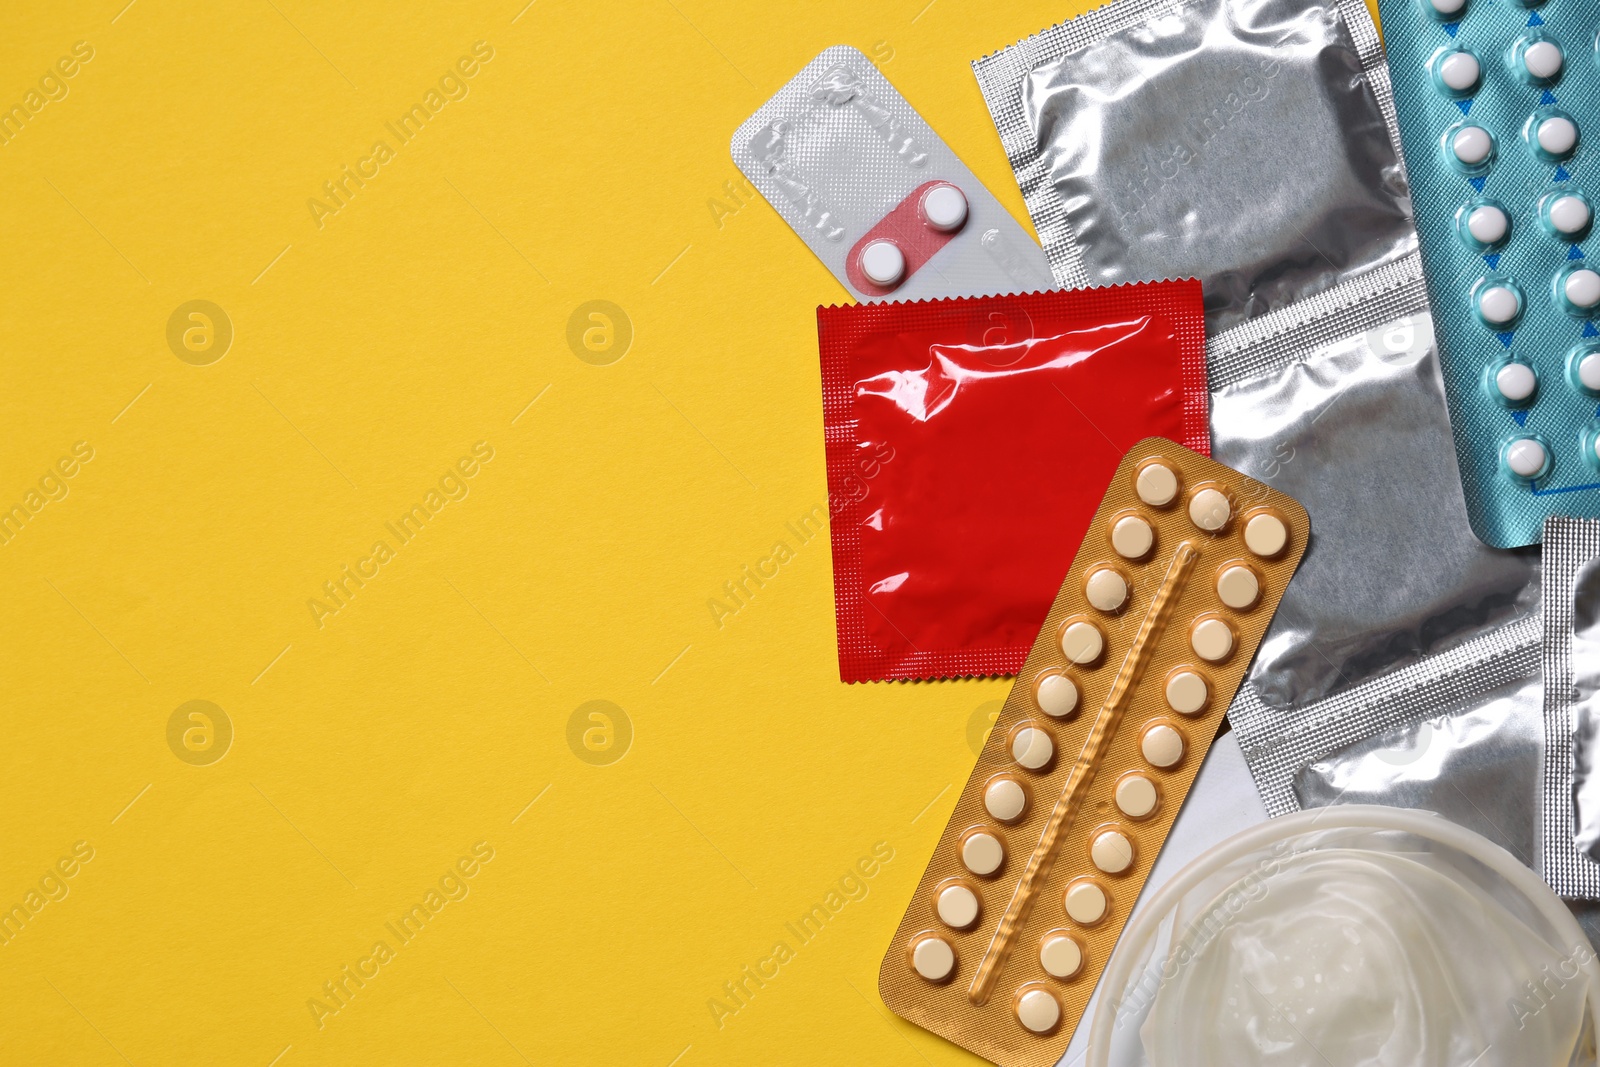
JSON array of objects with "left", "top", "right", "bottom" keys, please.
[{"left": 972, "top": 0, "right": 1414, "bottom": 333}]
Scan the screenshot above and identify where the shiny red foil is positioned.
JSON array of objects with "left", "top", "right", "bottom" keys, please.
[{"left": 817, "top": 282, "right": 1209, "bottom": 683}]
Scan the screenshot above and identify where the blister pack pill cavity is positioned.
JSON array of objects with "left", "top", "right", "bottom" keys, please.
[
  {"left": 879, "top": 440, "right": 1307, "bottom": 1065},
  {"left": 972, "top": 0, "right": 1415, "bottom": 334},
  {"left": 1377, "top": 0, "right": 1600, "bottom": 546},
  {"left": 816, "top": 283, "right": 1209, "bottom": 683},
  {"left": 732, "top": 46, "right": 1054, "bottom": 303}
]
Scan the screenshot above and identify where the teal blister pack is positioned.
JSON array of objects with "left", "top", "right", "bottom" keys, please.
[{"left": 1377, "top": 0, "right": 1600, "bottom": 547}]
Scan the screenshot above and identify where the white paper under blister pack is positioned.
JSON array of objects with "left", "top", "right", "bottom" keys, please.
[{"left": 732, "top": 46, "right": 1054, "bottom": 302}]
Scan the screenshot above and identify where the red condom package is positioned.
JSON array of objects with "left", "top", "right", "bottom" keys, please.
[{"left": 819, "top": 282, "right": 1208, "bottom": 682}]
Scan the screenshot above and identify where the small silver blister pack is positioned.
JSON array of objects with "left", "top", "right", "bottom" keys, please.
[{"left": 731, "top": 46, "right": 1053, "bottom": 302}]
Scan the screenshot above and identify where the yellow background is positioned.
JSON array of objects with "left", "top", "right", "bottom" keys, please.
[{"left": 0, "top": 1, "right": 1376, "bottom": 1064}]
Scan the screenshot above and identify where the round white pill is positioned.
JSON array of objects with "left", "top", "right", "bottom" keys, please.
[
  {"left": 1538, "top": 116, "right": 1578, "bottom": 157},
  {"left": 1136, "top": 463, "right": 1179, "bottom": 506},
  {"left": 1452, "top": 125, "right": 1493, "bottom": 165},
  {"left": 962, "top": 832, "right": 1004, "bottom": 876},
  {"left": 1523, "top": 40, "right": 1563, "bottom": 80},
  {"left": 1191, "top": 617, "right": 1234, "bottom": 661},
  {"left": 1550, "top": 195, "right": 1592, "bottom": 236},
  {"left": 1429, "top": 0, "right": 1464, "bottom": 13},
  {"left": 1567, "top": 268, "right": 1600, "bottom": 309},
  {"left": 1578, "top": 351, "right": 1600, "bottom": 391},
  {"left": 1040, "top": 935, "right": 1084, "bottom": 979},
  {"left": 911, "top": 936, "right": 955, "bottom": 981},
  {"left": 1060, "top": 621, "right": 1104, "bottom": 664},
  {"left": 860, "top": 240, "right": 906, "bottom": 286},
  {"left": 1467, "top": 204, "right": 1508, "bottom": 244},
  {"left": 1012, "top": 726, "right": 1054, "bottom": 770},
  {"left": 1116, "top": 774, "right": 1159, "bottom": 818},
  {"left": 1439, "top": 51, "right": 1480, "bottom": 92},
  {"left": 1244, "top": 512, "right": 1289, "bottom": 557},
  {"left": 1036, "top": 673, "right": 1079, "bottom": 718},
  {"left": 1188, "top": 487, "right": 1231, "bottom": 531},
  {"left": 1142, "top": 723, "right": 1185, "bottom": 768},
  {"left": 1496, "top": 362, "right": 1537, "bottom": 402},
  {"left": 1216, "top": 564, "right": 1260, "bottom": 610},
  {"left": 1165, "top": 670, "right": 1208, "bottom": 714},
  {"left": 937, "top": 884, "right": 980, "bottom": 929},
  {"left": 1479, "top": 284, "right": 1520, "bottom": 325},
  {"left": 984, "top": 778, "right": 1027, "bottom": 822},
  {"left": 1111, "top": 514, "right": 1154, "bottom": 558},
  {"left": 1016, "top": 988, "right": 1061, "bottom": 1034},
  {"left": 1085, "top": 567, "right": 1128, "bottom": 612},
  {"left": 1091, "top": 829, "right": 1135, "bottom": 874},
  {"left": 1504, "top": 437, "right": 1548, "bottom": 478},
  {"left": 1065, "top": 881, "right": 1107, "bottom": 924},
  {"left": 921, "top": 184, "right": 968, "bottom": 232}
]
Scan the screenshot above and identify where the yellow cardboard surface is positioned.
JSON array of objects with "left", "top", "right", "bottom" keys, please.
[{"left": 0, "top": 1, "right": 1378, "bottom": 1063}]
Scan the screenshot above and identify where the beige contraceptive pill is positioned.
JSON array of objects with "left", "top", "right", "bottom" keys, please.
[{"left": 878, "top": 438, "right": 1309, "bottom": 1066}]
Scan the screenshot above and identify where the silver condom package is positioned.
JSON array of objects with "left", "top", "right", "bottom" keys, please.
[
  {"left": 1542, "top": 516, "right": 1600, "bottom": 899},
  {"left": 1246, "top": 616, "right": 1542, "bottom": 864},
  {"left": 731, "top": 46, "right": 1053, "bottom": 303},
  {"left": 972, "top": 0, "right": 1415, "bottom": 333},
  {"left": 1208, "top": 253, "right": 1538, "bottom": 715}
]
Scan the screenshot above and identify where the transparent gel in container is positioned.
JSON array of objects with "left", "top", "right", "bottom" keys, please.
[{"left": 1088, "top": 806, "right": 1599, "bottom": 1067}]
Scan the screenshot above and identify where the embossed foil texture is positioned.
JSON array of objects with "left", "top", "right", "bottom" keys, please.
[
  {"left": 1575, "top": 562, "right": 1600, "bottom": 860},
  {"left": 732, "top": 46, "right": 1054, "bottom": 303},
  {"left": 973, "top": 0, "right": 1415, "bottom": 334},
  {"left": 1541, "top": 517, "right": 1600, "bottom": 900}
]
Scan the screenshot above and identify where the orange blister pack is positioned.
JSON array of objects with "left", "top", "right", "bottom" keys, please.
[{"left": 878, "top": 438, "right": 1309, "bottom": 1066}]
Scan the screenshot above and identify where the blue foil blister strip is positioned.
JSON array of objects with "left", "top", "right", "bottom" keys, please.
[{"left": 1378, "top": 0, "right": 1600, "bottom": 547}]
